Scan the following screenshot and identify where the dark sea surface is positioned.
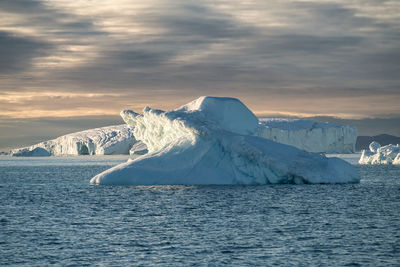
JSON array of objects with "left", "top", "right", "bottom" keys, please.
[{"left": 1, "top": 155, "right": 399, "bottom": 266}]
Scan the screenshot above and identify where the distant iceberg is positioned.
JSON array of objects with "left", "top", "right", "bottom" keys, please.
[
  {"left": 91, "top": 96, "right": 359, "bottom": 185},
  {"left": 11, "top": 147, "right": 51, "bottom": 157},
  {"left": 256, "top": 119, "right": 357, "bottom": 153},
  {"left": 11, "top": 125, "right": 136, "bottom": 156},
  {"left": 359, "top": 141, "right": 400, "bottom": 165}
]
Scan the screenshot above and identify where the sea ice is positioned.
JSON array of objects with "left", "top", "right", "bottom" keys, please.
[
  {"left": 359, "top": 141, "right": 400, "bottom": 165},
  {"left": 91, "top": 96, "right": 360, "bottom": 185}
]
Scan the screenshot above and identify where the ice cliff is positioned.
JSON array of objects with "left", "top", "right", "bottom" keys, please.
[
  {"left": 359, "top": 141, "right": 400, "bottom": 165},
  {"left": 256, "top": 119, "right": 357, "bottom": 153},
  {"left": 91, "top": 96, "right": 359, "bottom": 185},
  {"left": 123, "top": 116, "right": 357, "bottom": 155},
  {"left": 11, "top": 125, "right": 136, "bottom": 156}
]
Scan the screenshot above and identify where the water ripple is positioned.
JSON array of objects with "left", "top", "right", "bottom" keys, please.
[{"left": 0, "top": 162, "right": 399, "bottom": 266}]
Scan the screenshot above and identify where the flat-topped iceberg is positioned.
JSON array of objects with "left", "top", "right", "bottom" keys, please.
[
  {"left": 359, "top": 141, "right": 400, "bottom": 165},
  {"left": 91, "top": 96, "right": 359, "bottom": 185},
  {"left": 256, "top": 119, "right": 357, "bottom": 153},
  {"left": 11, "top": 125, "right": 136, "bottom": 156}
]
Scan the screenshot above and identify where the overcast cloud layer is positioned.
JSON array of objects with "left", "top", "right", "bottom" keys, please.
[{"left": 0, "top": 0, "right": 399, "bottom": 148}]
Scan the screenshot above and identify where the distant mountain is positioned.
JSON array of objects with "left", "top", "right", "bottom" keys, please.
[{"left": 356, "top": 134, "right": 400, "bottom": 151}]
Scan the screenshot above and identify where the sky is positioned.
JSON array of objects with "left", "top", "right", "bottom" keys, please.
[{"left": 0, "top": 0, "right": 399, "bottom": 150}]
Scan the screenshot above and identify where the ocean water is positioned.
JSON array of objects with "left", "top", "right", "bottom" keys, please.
[{"left": 1, "top": 155, "right": 399, "bottom": 266}]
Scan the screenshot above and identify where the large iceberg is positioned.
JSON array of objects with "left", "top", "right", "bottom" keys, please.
[
  {"left": 11, "top": 125, "right": 136, "bottom": 156},
  {"left": 359, "top": 141, "right": 400, "bottom": 165},
  {"left": 256, "top": 119, "right": 357, "bottom": 153},
  {"left": 91, "top": 96, "right": 359, "bottom": 185}
]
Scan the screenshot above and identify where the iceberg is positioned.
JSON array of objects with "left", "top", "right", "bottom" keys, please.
[
  {"left": 91, "top": 96, "right": 359, "bottom": 185},
  {"left": 11, "top": 124, "right": 136, "bottom": 156},
  {"left": 394, "top": 154, "right": 400, "bottom": 165},
  {"left": 356, "top": 134, "right": 400, "bottom": 151},
  {"left": 256, "top": 119, "right": 357, "bottom": 153},
  {"left": 359, "top": 141, "right": 400, "bottom": 165},
  {"left": 11, "top": 147, "right": 51, "bottom": 157}
]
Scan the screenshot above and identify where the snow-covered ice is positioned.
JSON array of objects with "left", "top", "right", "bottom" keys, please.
[
  {"left": 256, "top": 119, "right": 357, "bottom": 153},
  {"left": 359, "top": 141, "right": 400, "bottom": 165},
  {"left": 394, "top": 154, "right": 400, "bottom": 165},
  {"left": 91, "top": 96, "right": 359, "bottom": 185},
  {"left": 11, "top": 147, "right": 51, "bottom": 157},
  {"left": 369, "top": 141, "right": 381, "bottom": 153},
  {"left": 129, "top": 141, "right": 148, "bottom": 156},
  {"left": 11, "top": 125, "right": 136, "bottom": 156}
]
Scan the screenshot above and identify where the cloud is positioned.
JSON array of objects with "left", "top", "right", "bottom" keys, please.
[
  {"left": 156, "top": 4, "right": 255, "bottom": 39},
  {"left": 0, "top": 0, "right": 399, "bottom": 122},
  {"left": 257, "top": 34, "right": 363, "bottom": 54},
  {"left": 0, "top": 31, "right": 52, "bottom": 72},
  {"left": 0, "top": 0, "right": 43, "bottom": 14}
]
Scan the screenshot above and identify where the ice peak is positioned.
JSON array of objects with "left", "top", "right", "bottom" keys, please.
[
  {"left": 121, "top": 96, "right": 259, "bottom": 135},
  {"left": 120, "top": 110, "right": 142, "bottom": 127},
  {"left": 176, "top": 96, "right": 244, "bottom": 112},
  {"left": 175, "top": 96, "right": 259, "bottom": 135}
]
